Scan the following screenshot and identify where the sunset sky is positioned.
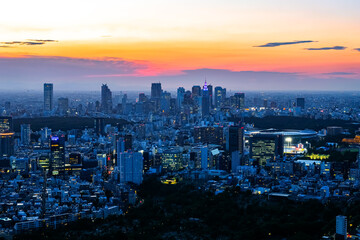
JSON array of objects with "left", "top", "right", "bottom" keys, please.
[{"left": 1, "top": 0, "right": 360, "bottom": 91}]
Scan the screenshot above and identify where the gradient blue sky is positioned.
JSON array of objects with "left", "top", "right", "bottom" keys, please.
[{"left": 0, "top": 0, "right": 359, "bottom": 91}]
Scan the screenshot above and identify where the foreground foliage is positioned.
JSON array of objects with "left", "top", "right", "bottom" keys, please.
[{"left": 14, "top": 177, "right": 360, "bottom": 240}]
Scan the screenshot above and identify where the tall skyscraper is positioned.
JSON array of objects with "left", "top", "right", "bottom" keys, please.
[
  {"left": 151, "top": 83, "right": 162, "bottom": 99},
  {"left": 201, "top": 81, "right": 210, "bottom": 117},
  {"left": 192, "top": 85, "right": 201, "bottom": 97},
  {"left": 227, "top": 125, "right": 244, "bottom": 154},
  {"left": 214, "top": 86, "right": 225, "bottom": 109},
  {"left": 121, "top": 94, "right": 127, "bottom": 114},
  {"left": 0, "top": 132, "right": 14, "bottom": 160},
  {"left": 118, "top": 151, "right": 143, "bottom": 185},
  {"left": 44, "top": 83, "right": 53, "bottom": 112},
  {"left": 160, "top": 91, "right": 171, "bottom": 113},
  {"left": 50, "top": 135, "right": 65, "bottom": 175},
  {"left": 177, "top": 87, "right": 185, "bottom": 108},
  {"left": 101, "top": 84, "right": 112, "bottom": 113},
  {"left": 20, "top": 124, "right": 31, "bottom": 145},
  {"left": 0, "top": 116, "right": 14, "bottom": 160},
  {"left": 232, "top": 93, "right": 245, "bottom": 110},
  {"left": 296, "top": 97, "right": 305, "bottom": 109},
  {"left": 207, "top": 84, "right": 213, "bottom": 108}
]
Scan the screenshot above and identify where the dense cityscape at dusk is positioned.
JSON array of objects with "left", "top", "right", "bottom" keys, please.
[{"left": 1, "top": 0, "right": 360, "bottom": 240}]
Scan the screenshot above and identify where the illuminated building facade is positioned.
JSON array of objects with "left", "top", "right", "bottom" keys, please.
[
  {"left": 50, "top": 135, "right": 65, "bottom": 175},
  {"left": 0, "top": 132, "right": 15, "bottom": 160},
  {"left": 38, "top": 154, "right": 50, "bottom": 170},
  {"left": 65, "top": 153, "right": 82, "bottom": 174},
  {"left": 0, "top": 117, "right": 14, "bottom": 160},
  {"left": 249, "top": 134, "right": 283, "bottom": 166},
  {"left": 162, "top": 149, "right": 182, "bottom": 171},
  {"left": 231, "top": 93, "right": 245, "bottom": 110},
  {"left": 194, "top": 126, "right": 223, "bottom": 145},
  {"left": 0, "top": 117, "right": 13, "bottom": 133}
]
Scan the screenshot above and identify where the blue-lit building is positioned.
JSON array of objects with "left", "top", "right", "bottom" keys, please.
[{"left": 50, "top": 135, "right": 65, "bottom": 175}]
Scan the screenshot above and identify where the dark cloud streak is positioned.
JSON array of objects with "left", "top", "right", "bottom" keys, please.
[
  {"left": 0, "top": 39, "right": 58, "bottom": 46},
  {"left": 305, "top": 46, "right": 346, "bottom": 50},
  {"left": 255, "top": 40, "right": 315, "bottom": 47},
  {"left": 323, "top": 72, "right": 356, "bottom": 75}
]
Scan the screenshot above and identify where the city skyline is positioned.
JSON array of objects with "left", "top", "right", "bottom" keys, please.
[{"left": 0, "top": 0, "right": 360, "bottom": 91}]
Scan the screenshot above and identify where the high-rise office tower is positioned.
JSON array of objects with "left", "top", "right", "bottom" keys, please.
[
  {"left": 121, "top": 94, "right": 127, "bottom": 113},
  {"left": 151, "top": 83, "right": 162, "bottom": 99},
  {"left": 194, "top": 126, "right": 223, "bottom": 145},
  {"left": 201, "top": 81, "right": 210, "bottom": 117},
  {"left": 227, "top": 125, "right": 244, "bottom": 154},
  {"left": 232, "top": 93, "right": 245, "bottom": 110},
  {"left": 296, "top": 97, "right": 305, "bottom": 109},
  {"left": 0, "top": 132, "right": 14, "bottom": 160},
  {"left": 207, "top": 84, "right": 213, "bottom": 108},
  {"left": 101, "top": 84, "right": 112, "bottom": 113},
  {"left": 214, "top": 86, "right": 223, "bottom": 109},
  {"left": 20, "top": 124, "right": 31, "bottom": 145},
  {"left": 249, "top": 134, "right": 283, "bottom": 166},
  {"left": 222, "top": 88, "right": 227, "bottom": 101},
  {"left": 50, "top": 135, "right": 65, "bottom": 175},
  {"left": 44, "top": 83, "right": 53, "bottom": 112},
  {"left": 118, "top": 151, "right": 143, "bottom": 185},
  {"left": 336, "top": 215, "right": 347, "bottom": 240},
  {"left": 192, "top": 85, "right": 201, "bottom": 97},
  {"left": 177, "top": 87, "right": 185, "bottom": 108},
  {"left": 0, "top": 116, "right": 14, "bottom": 160},
  {"left": 151, "top": 83, "right": 162, "bottom": 112},
  {"left": 160, "top": 91, "right": 171, "bottom": 113}
]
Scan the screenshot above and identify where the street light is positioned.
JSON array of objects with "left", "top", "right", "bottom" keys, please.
[{"left": 285, "top": 137, "right": 292, "bottom": 147}]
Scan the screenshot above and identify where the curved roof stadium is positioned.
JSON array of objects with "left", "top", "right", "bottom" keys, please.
[{"left": 246, "top": 129, "right": 317, "bottom": 138}]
